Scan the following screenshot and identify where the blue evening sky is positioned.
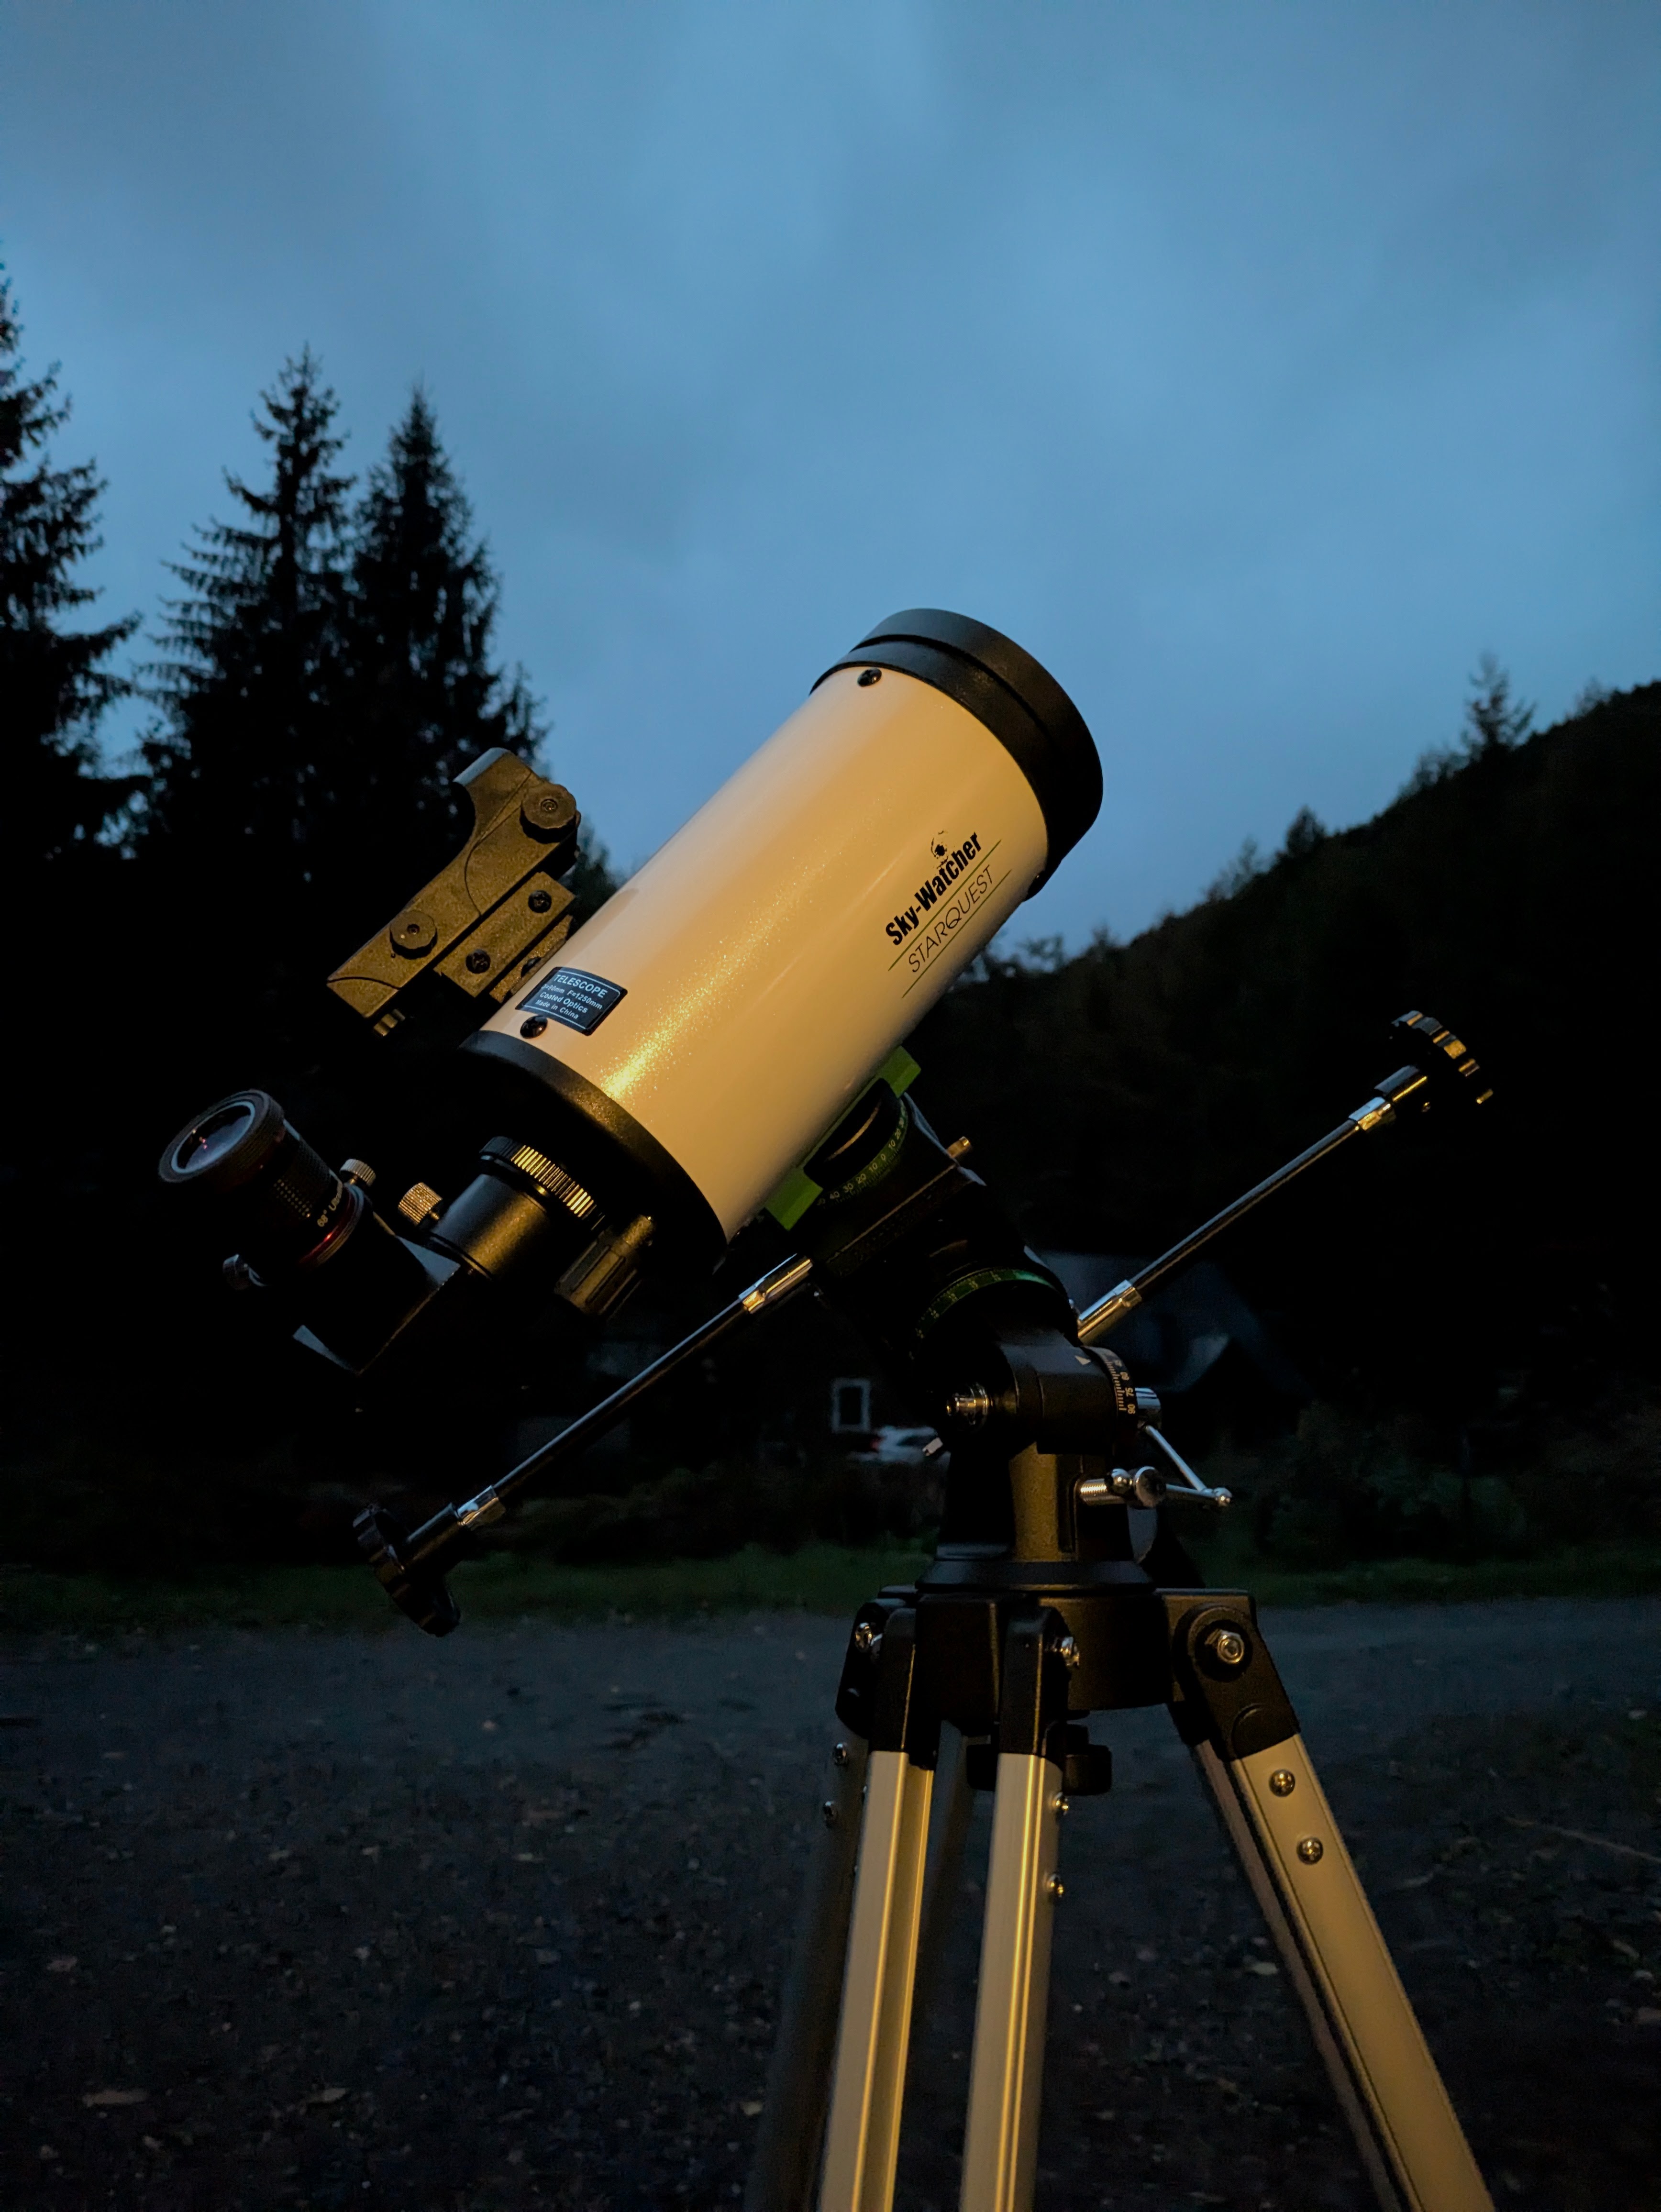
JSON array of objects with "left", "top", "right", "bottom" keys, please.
[{"left": 2, "top": 1, "right": 1656, "bottom": 948}]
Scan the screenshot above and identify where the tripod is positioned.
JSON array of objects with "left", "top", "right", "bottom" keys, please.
[
  {"left": 745, "top": 1549, "right": 1492, "bottom": 2212},
  {"left": 354, "top": 1010, "right": 1497, "bottom": 2208}
]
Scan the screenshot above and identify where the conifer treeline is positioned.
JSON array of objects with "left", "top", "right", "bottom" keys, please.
[
  {"left": 0, "top": 281, "right": 140, "bottom": 875},
  {"left": 5, "top": 288, "right": 563, "bottom": 899},
  {"left": 140, "top": 354, "right": 551, "bottom": 987},
  {"left": 0, "top": 284, "right": 621, "bottom": 1563}
]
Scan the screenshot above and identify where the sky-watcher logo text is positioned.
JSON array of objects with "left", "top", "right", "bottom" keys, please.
[
  {"left": 884, "top": 830, "right": 1009, "bottom": 994},
  {"left": 885, "top": 831, "right": 985, "bottom": 948}
]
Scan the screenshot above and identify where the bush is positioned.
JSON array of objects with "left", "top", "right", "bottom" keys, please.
[
  {"left": 1248, "top": 1402, "right": 1525, "bottom": 1567},
  {"left": 495, "top": 1445, "right": 943, "bottom": 1566}
]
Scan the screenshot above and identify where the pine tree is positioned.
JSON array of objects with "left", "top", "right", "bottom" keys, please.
[
  {"left": 1461, "top": 653, "right": 1533, "bottom": 758},
  {"left": 0, "top": 276, "right": 138, "bottom": 876},
  {"left": 141, "top": 350, "right": 354, "bottom": 940},
  {"left": 340, "top": 387, "right": 546, "bottom": 919}
]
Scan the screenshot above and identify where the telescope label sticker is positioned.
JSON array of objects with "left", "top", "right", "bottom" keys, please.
[
  {"left": 887, "top": 836, "right": 1007, "bottom": 994},
  {"left": 517, "top": 967, "right": 628, "bottom": 1035}
]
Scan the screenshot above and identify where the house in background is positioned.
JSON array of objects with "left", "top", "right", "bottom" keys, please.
[{"left": 1041, "top": 1252, "right": 1310, "bottom": 1446}]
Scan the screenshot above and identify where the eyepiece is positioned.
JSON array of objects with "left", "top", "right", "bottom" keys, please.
[
  {"left": 159, "top": 1090, "right": 357, "bottom": 1281},
  {"left": 162, "top": 1090, "right": 285, "bottom": 1192}
]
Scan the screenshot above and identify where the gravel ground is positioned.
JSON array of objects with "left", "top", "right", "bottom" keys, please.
[{"left": 1, "top": 1597, "right": 1658, "bottom": 2211}]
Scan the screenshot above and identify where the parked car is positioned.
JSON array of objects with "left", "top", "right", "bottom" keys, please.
[{"left": 846, "top": 1425, "right": 940, "bottom": 1469}]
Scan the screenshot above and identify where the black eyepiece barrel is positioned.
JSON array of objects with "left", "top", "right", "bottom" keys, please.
[{"left": 160, "top": 1090, "right": 357, "bottom": 1280}]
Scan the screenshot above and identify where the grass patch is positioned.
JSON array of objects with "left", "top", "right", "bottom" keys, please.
[
  {"left": 1, "top": 1537, "right": 1656, "bottom": 1637},
  {"left": 1186, "top": 1526, "right": 1661, "bottom": 1606},
  {"left": 0, "top": 1542, "right": 935, "bottom": 1636}
]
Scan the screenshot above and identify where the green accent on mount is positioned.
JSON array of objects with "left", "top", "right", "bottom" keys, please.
[
  {"left": 764, "top": 1164, "right": 822, "bottom": 1235},
  {"left": 763, "top": 1047, "right": 924, "bottom": 1231},
  {"left": 913, "top": 1266, "right": 1052, "bottom": 1340},
  {"left": 878, "top": 1045, "right": 922, "bottom": 1098}
]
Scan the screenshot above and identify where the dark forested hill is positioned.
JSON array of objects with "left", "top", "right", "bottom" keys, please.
[{"left": 913, "top": 683, "right": 1661, "bottom": 1418}]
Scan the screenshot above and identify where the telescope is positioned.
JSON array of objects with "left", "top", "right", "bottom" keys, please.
[{"left": 159, "top": 609, "right": 1498, "bottom": 2212}]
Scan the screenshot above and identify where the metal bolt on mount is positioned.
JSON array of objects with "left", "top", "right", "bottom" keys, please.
[
  {"left": 821, "top": 1800, "right": 840, "bottom": 1829},
  {"left": 1296, "top": 1836, "right": 1325, "bottom": 1865},
  {"left": 1269, "top": 1768, "right": 1297, "bottom": 1797},
  {"left": 1056, "top": 1634, "right": 1081, "bottom": 1671},
  {"left": 1207, "top": 1626, "right": 1249, "bottom": 1670},
  {"left": 832, "top": 1741, "right": 850, "bottom": 1770},
  {"left": 852, "top": 1621, "right": 881, "bottom": 1658}
]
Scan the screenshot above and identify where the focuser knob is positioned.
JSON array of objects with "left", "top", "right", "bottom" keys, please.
[{"left": 945, "top": 1384, "right": 995, "bottom": 1427}]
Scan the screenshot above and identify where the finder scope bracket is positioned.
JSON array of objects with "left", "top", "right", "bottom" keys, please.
[{"left": 327, "top": 747, "right": 583, "bottom": 1050}]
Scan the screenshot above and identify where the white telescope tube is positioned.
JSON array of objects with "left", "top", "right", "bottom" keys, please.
[{"left": 466, "top": 609, "right": 1100, "bottom": 1256}]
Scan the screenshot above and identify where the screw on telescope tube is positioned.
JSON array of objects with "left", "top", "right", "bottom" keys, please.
[
  {"left": 465, "top": 949, "right": 492, "bottom": 974},
  {"left": 521, "top": 1017, "right": 548, "bottom": 1039},
  {"left": 528, "top": 888, "right": 553, "bottom": 913},
  {"left": 857, "top": 667, "right": 882, "bottom": 686}
]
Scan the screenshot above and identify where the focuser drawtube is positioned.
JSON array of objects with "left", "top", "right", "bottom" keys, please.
[
  {"left": 157, "top": 1084, "right": 654, "bottom": 1378},
  {"left": 414, "top": 1133, "right": 654, "bottom": 1322}
]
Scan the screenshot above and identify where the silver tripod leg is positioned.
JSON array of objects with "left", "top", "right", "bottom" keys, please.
[
  {"left": 958, "top": 1750, "right": 1065, "bottom": 2212},
  {"left": 1194, "top": 1731, "right": 1493, "bottom": 2212},
  {"left": 818, "top": 1747, "right": 935, "bottom": 2212}
]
